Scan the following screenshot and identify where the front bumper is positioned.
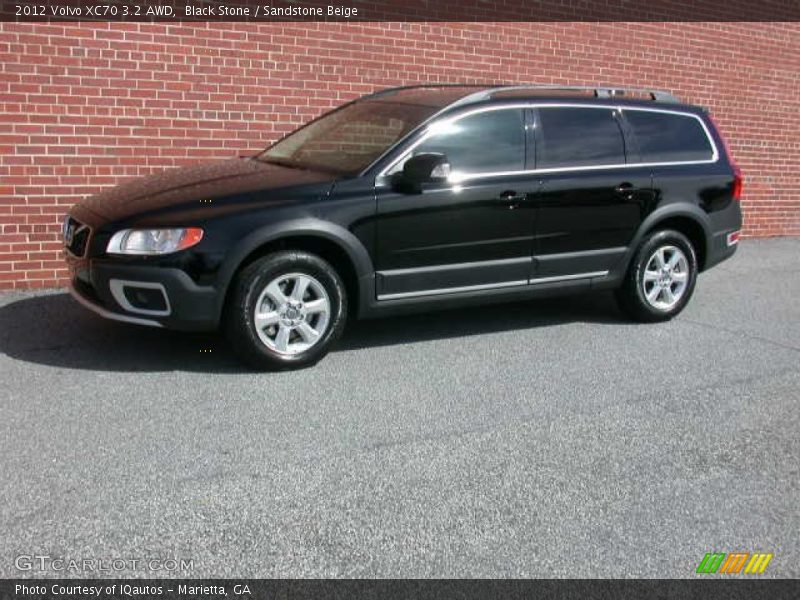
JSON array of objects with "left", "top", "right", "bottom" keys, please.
[
  {"left": 69, "top": 261, "right": 220, "bottom": 331},
  {"left": 70, "top": 281, "right": 164, "bottom": 328}
]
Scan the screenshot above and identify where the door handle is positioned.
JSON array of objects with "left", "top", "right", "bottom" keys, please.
[
  {"left": 496, "top": 190, "right": 521, "bottom": 210},
  {"left": 615, "top": 182, "right": 638, "bottom": 200},
  {"left": 497, "top": 190, "right": 519, "bottom": 200}
]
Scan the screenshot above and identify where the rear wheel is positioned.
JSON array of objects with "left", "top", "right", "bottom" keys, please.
[
  {"left": 615, "top": 229, "right": 698, "bottom": 322},
  {"left": 224, "top": 251, "right": 347, "bottom": 370}
]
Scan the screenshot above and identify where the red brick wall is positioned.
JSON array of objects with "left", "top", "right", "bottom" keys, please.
[{"left": 1, "top": 21, "right": 798, "bottom": 289}]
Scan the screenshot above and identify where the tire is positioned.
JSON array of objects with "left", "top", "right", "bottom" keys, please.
[
  {"left": 615, "top": 229, "right": 698, "bottom": 322},
  {"left": 224, "top": 251, "right": 347, "bottom": 370}
]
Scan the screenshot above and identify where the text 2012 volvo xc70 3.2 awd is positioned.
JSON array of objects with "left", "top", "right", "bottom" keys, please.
[{"left": 64, "top": 85, "right": 743, "bottom": 369}]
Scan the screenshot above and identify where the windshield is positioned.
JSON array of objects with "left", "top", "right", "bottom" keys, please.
[{"left": 257, "top": 101, "right": 437, "bottom": 174}]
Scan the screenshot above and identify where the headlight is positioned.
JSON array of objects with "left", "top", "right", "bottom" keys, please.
[{"left": 106, "top": 228, "right": 204, "bottom": 255}]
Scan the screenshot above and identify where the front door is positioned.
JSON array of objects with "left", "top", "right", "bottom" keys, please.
[{"left": 374, "top": 108, "right": 539, "bottom": 299}]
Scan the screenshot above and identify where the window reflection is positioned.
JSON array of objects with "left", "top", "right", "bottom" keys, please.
[
  {"left": 414, "top": 109, "right": 525, "bottom": 175},
  {"left": 626, "top": 111, "right": 713, "bottom": 162},
  {"left": 537, "top": 107, "right": 626, "bottom": 168}
]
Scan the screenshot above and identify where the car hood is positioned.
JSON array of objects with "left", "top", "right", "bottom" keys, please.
[{"left": 77, "top": 158, "right": 339, "bottom": 222}]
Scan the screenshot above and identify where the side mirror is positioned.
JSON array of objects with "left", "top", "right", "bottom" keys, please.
[{"left": 391, "top": 153, "right": 451, "bottom": 193}]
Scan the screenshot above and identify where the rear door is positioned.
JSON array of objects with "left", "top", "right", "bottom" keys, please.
[
  {"left": 532, "top": 106, "right": 655, "bottom": 281},
  {"left": 374, "top": 107, "right": 539, "bottom": 299}
]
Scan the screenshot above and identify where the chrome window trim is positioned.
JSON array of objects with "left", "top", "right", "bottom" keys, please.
[
  {"left": 109, "top": 279, "right": 172, "bottom": 317},
  {"left": 376, "top": 103, "right": 719, "bottom": 183}
]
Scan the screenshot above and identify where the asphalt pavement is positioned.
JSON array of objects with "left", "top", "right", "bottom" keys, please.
[{"left": 0, "top": 238, "right": 797, "bottom": 578}]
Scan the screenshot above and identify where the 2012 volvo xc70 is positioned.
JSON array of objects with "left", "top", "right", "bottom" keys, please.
[{"left": 64, "top": 85, "right": 743, "bottom": 369}]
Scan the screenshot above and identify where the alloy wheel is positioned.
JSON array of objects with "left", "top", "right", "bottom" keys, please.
[
  {"left": 641, "top": 245, "right": 690, "bottom": 311},
  {"left": 253, "top": 272, "right": 331, "bottom": 355}
]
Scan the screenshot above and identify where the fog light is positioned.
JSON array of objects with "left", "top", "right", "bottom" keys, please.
[
  {"left": 125, "top": 286, "right": 168, "bottom": 312},
  {"left": 109, "top": 280, "right": 171, "bottom": 317}
]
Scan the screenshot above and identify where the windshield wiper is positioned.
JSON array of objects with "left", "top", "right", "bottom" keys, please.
[
  {"left": 257, "top": 155, "right": 352, "bottom": 177},
  {"left": 256, "top": 156, "right": 310, "bottom": 170}
]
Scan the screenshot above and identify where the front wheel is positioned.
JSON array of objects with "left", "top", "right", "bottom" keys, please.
[
  {"left": 615, "top": 229, "right": 698, "bottom": 322},
  {"left": 224, "top": 251, "right": 347, "bottom": 370}
]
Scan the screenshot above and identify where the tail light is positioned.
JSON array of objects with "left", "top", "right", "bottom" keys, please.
[
  {"left": 709, "top": 114, "right": 743, "bottom": 201},
  {"left": 732, "top": 163, "right": 743, "bottom": 201}
]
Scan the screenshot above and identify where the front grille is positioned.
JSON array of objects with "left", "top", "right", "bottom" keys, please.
[{"left": 64, "top": 216, "right": 91, "bottom": 257}]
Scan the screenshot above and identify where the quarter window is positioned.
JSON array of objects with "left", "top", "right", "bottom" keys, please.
[
  {"left": 536, "top": 107, "right": 626, "bottom": 168},
  {"left": 412, "top": 109, "right": 525, "bottom": 175},
  {"left": 625, "top": 110, "right": 714, "bottom": 162}
]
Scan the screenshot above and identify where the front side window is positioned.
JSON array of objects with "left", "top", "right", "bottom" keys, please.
[
  {"left": 536, "top": 107, "right": 626, "bottom": 168},
  {"left": 625, "top": 110, "right": 714, "bottom": 162},
  {"left": 259, "top": 100, "right": 436, "bottom": 174},
  {"left": 410, "top": 109, "right": 525, "bottom": 176}
]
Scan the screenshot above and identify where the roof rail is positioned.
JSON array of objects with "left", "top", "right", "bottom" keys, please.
[
  {"left": 450, "top": 85, "right": 680, "bottom": 107},
  {"left": 360, "top": 84, "right": 681, "bottom": 107},
  {"left": 597, "top": 86, "right": 680, "bottom": 103}
]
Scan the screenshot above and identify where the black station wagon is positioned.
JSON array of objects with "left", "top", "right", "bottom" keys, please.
[{"left": 64, "top": 84, "right": 743, "bottom": 369}]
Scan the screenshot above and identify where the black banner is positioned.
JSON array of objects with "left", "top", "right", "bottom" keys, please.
[
  {"left": 1, "top": 580, "right": 800, "bottom": 600},
  {"left": 1, "top": 0, "right": 799, "bottom": 22}
]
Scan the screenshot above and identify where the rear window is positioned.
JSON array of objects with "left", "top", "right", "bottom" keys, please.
[
  {"left": 536, "top": 107, "right": 626, "bottom": 168},
  {"left": 625, "top": 110, "right": 714, "bottom": 163}
]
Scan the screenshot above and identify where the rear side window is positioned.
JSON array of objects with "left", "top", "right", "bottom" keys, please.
[
  {"left": 536, "top": 107, "right": 626, "bottom": 168},
  {"left": 625, "top": 110, "right": 714, "bottom": 163},
  {"left": 413, "top": 108, "right": 525, "bottom": 175}
]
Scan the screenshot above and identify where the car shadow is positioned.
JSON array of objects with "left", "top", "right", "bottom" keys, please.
[{"left": 0, "top": 291, "right": 627, "bottom": 373}]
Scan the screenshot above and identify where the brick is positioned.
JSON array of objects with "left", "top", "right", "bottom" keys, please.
[{"left": 0, "top": 20, "right": 797, "bottom": 288}]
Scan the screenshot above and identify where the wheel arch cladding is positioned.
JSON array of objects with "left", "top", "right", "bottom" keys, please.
[
  {"left": 643, "top": 214, "right": 708, "bottom": 271},
  {"left": 623, "top": 205, "right": 710, "bottom": 273},
  {"left": 216, "top": 220, "right": 372, "bottom": 321}
]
